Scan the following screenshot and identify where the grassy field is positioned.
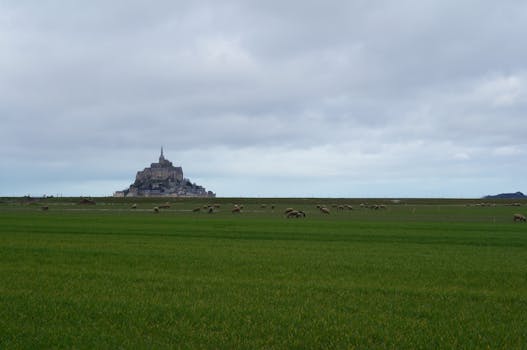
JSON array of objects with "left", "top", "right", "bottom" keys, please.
[{"left": 0, "top": 197, "right": 526, "bottom": 349}]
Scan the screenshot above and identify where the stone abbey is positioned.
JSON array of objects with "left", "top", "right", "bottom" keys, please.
[{"left": 114, "top": 148, "right": 215, "bottom": 197}]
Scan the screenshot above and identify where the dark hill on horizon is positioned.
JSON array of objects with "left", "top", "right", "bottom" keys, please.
[{"left": 483, "top": 191, "right": 526, "bottom": 199}]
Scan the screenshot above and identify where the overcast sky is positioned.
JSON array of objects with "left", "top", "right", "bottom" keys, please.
[{"left": 1, "top": 1, "right": 526, "bottom": 197}]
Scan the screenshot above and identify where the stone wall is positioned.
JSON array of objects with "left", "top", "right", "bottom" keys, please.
[{"left": 136, "top": 166, "right": 184, "bottom": 182}]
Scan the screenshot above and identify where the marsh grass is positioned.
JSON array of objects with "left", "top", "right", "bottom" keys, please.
[{"left": 0, "top": 198, "right": 526, "bottom": 348}]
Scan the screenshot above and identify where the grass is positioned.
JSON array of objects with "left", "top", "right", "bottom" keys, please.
[{"left": 0, "top": 198, "right": 526, "bottom": 348}]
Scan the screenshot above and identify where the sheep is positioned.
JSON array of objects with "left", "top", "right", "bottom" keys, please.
[
  {"left": 232, "top": 207, "right": 241, "bottom": 213},
  {"left": 286, "top": 210, "right": 300, "bottom": 218},
  {"left": 513, "top": 213, "right": 526, "bottom": 222},
  {"left": 261, "top": 204, "right": 267, "bottom": 209},
  {"left": 319, "top": 207, "right": 330, "bottom": 214},
  {"left": 192, "top": 207, "right": 201, "bottom": 212},
  {"left": 131, "top": 204, "right": 137, "bottom": 209},
  {"left": 284, "top": 208, "right": 294, "bottom": 214},
  {"left": 345, "top": 205, "right": 353, "bottom": 210},
  {"left": 286, "top": 210, "right": 306, "bottom": 218},
  {"left": 153, "top": 207, "right": 159, "bottom": 213},
  {"left": 41, "top": 206, "right": 49, "bottom": 211},
  {"left": 337, "top": 205, "right": 345, "bottom": 211},
  {"left": 158, "top": 203, "right": 171, "bottom": 209},
  {"left": 208, "top": 206, "right": 214, "bottom": 214}
]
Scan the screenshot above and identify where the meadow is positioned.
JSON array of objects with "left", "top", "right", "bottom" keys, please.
[{"left": 0, "top": 197, "right": 526, "bottom": 349}]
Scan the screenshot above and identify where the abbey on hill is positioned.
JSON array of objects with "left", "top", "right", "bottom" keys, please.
[{"left": 114, "top": 148, "right": 215, "bottom": 198}]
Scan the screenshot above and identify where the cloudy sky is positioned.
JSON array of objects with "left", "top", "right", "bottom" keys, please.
[{"left": 1, "top": 1, "right": 526, "bottom": 197}]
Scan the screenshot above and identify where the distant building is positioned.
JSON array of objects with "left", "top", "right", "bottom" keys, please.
[{"left": 114, "top": 148, "right": 215, "bottom": 197}]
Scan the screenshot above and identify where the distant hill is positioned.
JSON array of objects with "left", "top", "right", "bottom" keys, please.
[{"left": 483, "top": 191, "right": 527, "bottom": 199}]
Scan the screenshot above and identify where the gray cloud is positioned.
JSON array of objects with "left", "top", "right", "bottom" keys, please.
[{"left": 1, "top": 1, "right": 527, "bottom": 197}]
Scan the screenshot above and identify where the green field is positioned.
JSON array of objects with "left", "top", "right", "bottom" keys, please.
[{"left": 1, "top": 197, "right": 526, "bottom": 349}]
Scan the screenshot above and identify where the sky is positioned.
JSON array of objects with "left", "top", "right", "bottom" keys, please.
[{"left": 1, "top": 1, "right": 526, "bottom": 198}]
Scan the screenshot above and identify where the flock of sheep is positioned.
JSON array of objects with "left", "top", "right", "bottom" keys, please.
[
  {"left": 146, "top": 202, "right": 378, "bottom": 218},
  {"left": 34, "top": 199, "right": 527, "bottom": 222},
  {"left": 145, "top": 202, "right": 527, "bottom": 223}
]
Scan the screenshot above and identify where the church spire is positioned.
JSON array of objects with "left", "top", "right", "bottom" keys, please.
[{"left": 159, "top": 146, "right": 165, "bottom": 162}]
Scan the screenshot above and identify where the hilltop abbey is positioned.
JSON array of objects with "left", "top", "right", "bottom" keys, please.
[{"left": 114, "top": 148, "right": 215, "bottom": 198}]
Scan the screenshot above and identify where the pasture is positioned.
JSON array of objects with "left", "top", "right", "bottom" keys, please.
[{"left": 0, "top": 197, "right": 526, "bottom": 348}]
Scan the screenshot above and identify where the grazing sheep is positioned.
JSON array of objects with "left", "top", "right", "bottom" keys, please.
[
  {"left": 286, "top": 210, "right": 306, "bottom": 218},
  {"left": 213, "top": 204, "right": 221, "bottom": 208},
  {"left": 208, "top": 207, "right": 214, "bottom": 214},
  {"left": 159, "top": 203, "right": 171, "bottom": 209},
  {"left": 513, "top": 213, "right": 526, "bottom": 222},
  {"left": 153, "top": 207, "right": 159, "bottom": 213},
  {"left": 319, "top": 207, "right": 330, "bottom": 214},
  {"left": 232, "top": 206, "right": 241, "bottom": 213},
  {"left": 337, "top": 205, "right": 345, "bottom": 211},
  {"left": 346, "top": 205, "right": 353, "bottom": 210},
  {"left": 131, "top": 204, "right": 137, "bottom": 209},
  {"left": 286, "top": 210, "right": 300, "bottom": 218},
  {"left": 192, "top": 207, "right": 201, "bottom": 212},
  {"left": 284, "top": 208, "right": 294, "bottom": 214},
  {"left": 271, "top": 205, "right": 275, "bottom": 210},
  {"left": 41, "top": 206, "right": 49, "bottom": 211}
]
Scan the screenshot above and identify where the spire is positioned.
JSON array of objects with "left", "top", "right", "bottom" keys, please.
[{"left": 159, "top": 146, "right": 165, "bottom": 162}]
